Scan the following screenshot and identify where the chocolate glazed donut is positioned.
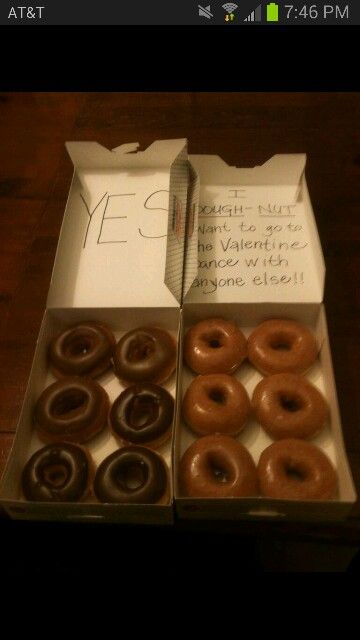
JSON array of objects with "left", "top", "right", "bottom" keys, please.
[
  {"left": 49, "top": 322, "right": 116, "bottom": 379},
  {"left": 22, "top": 443, "right": 91, "bottom": 502},
  {"left": 114, "top": 327, "right": 176, "bottom": 386},
  {"left": 110, "top": 383, "right": 174, "bottom": 448},
  {"left": 34, "top": 377, "right": 109, "bottom": 444},
  {"left": 94, "top": 447, "right": 168, "bottom": 504}
]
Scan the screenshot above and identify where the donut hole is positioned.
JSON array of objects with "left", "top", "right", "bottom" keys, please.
[
  {"left": 64, "top": 335, "right": 93, "bottom": 357},
  {"left": 270, "top": 341, "right": 291, "bottom": 351},
  {"left": 203, "top": 331, "right": 223, "bottom": 349},
  {"left": 51, "top": 390, "right": 88, "bottom": 418},
  {"left": 127, "top": 396, "right": 158, "bottom": 429},
  {"left": 279, "top": 393, "right": 303, "bottom": 413},
  {"left": 284, "top": 462, "right": 308, "bottom": 483},
  {"left": 207, "top": 453, "right": 231, "bottom": 484},
  {"left": 115, "top": 461, "right": 148, "bottom": 491},
  {"left": 127, "top": 335, "right": 154, "bottom": 362},
  {"left": 208, "top": 388, "right": 226, "bottom": 405},
  {"left": 269, "top": 331, "right": 293, "bottom": 351},
  {"left": 41, "top": 462, "right": 69, "bottom": 488}
]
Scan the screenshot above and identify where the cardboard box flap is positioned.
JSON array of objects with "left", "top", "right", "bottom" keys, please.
[
  {"left": 47, "top": 139, "right": 189, "bottom": 308},
  {"left": 164, "top": 146, "right": 189, "bottom": 304},
  {"left": 189, "top": 153, "right": 306, "bottom": 201},
  {"left": 185, "top": 153, "right": 325, "bottom": 305},
  {"left": 182, "top": 162, "right": 200, "bottom": 299},
  {"left": 66, "top": 139, "right": 188, "bottom": 170}
]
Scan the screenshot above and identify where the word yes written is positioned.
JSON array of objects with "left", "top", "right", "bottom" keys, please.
[{"left": 81, "top": 190, "right": 181, "bottom": 248}]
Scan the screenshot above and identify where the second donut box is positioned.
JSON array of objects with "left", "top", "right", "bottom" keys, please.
[
  {"left": 174, "top": 152, "right": 356, "bottom": 521},
  {"left": 0, "top": 140, "right": 356, "bottom": 523}
]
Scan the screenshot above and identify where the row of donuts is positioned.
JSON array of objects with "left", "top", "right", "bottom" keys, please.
[
  {"left": 182, "top": 372, "right": 328, "bottom": 440},
  {"left": 179, "top": 317, "right": 337, "bottom": 501},
  {"left": 48, "top": 317, "right": 318, "bottom": 383},
  {"left": 183, "top": 317, "right": 319, "bottom": 376},
  {"left": 48, "top": 321, "right": 177, "bottom": 385},
  {"left": 179, "top": 435, "right": 338, "bottom": 501},
  {"left": 22, "top": 442, "right": 169, "bottom": 504},
  {"left": 33, "top": 377, "right": 174, "bottom": 449}
]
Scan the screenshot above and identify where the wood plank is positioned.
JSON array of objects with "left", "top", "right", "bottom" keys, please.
[
  {"left": 0, "top": 92, "right": 85, "bottom": 200},
  {"left": 0, "top": 434, "right": 14, "bottom": 479}
]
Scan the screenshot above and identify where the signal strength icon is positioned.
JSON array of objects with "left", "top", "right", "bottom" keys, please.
[{"left": 244, "top": 4, "right": 262, "bottom": 21}]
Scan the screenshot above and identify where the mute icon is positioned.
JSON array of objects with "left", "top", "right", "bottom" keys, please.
[{"left": 198, "top": 5, "right": 213, "bottom": 19}]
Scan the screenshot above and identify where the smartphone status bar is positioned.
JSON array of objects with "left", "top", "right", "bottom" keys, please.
[{"left": 0, "top": 0, "right": 358, "bottom": 26}]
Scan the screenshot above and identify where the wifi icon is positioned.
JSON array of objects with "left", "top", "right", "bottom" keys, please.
[{"left": 222, "top": 3, "right": 238, "bottom": 13}]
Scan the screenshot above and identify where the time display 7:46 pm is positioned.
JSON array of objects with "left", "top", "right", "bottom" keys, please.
[{"left": 285, "top": 5, "right": 349, "bottom": 19}]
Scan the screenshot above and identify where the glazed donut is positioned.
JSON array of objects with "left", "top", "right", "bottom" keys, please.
[
  {"left": 114, "top": 327, "right": 176, "bottom": 386},
  {"left": 48, "top": 321, "right": 116, "bottom": 379},
  {"left": 34, "top": 377, "right": 109, "bottom": 444},
  {"left": 184, "top": 318, "right": 247, "bottom": 375},
  {"left": 248, "top": 319, "right": 318, "bottom": 376},
  {"left": 179, "top": 434, "right": 258, "bottom": 498},
  {"left": 94, "top": 446, "right": 168, "bottom": 504},
  {"left": 252, "top": 373, "right": 328, "bottom": 440},
  {"left": 110, "top": 383, "right": 174, "bottom": 448},
  {"left": 22, "top": 442, "right": 92, "bottom": 502},
  {"left": 182, "top": 374, "right": 251, "bottom": 437},
  {"left": 257, "top": 439, "right": 337, "bottom": 500}
]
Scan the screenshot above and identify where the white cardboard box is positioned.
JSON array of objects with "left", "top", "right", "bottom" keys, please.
[
  {"left": 1, "top": 143, "right": 356, "bottom": 524},
  {"left": 174, "top": 153, "right": 356, "bottom": 521},
  {"left": 0, "top": 139, "right": 192, "bottom": 524}
]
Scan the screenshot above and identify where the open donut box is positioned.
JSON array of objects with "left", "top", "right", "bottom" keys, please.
[
  {"left": 0, "top": 139, "right": 356, "bottom": 523},
  {"left": 175, "top": 152, "right": 356, "bottom": 521},
  {"left": 0, "top": 139, "right": 193, "bottom": 524}
]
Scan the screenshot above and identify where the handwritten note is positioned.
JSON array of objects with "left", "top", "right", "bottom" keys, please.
[
  {"left": 48, "top": 168, "right": 187, "bottom": 308},
  {"left": 186, "top": 184, "right": 322, "bottom": 303},
  {"left": 79, "top": 189, "right": 171, "bottom": 248}
]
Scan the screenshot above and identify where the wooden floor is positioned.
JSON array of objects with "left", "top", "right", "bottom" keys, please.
[{"left": 0, "top": 92, "right": 360, "bottom": 568}]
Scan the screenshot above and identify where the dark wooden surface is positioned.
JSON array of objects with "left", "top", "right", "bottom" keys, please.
[{"left": 0, "top": 92, "right": 360, "bottom": 553}]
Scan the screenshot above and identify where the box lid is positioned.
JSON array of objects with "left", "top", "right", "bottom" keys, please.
[
  {"left": 47, "top": 139, "right": 189, "bottom": 309},
  {"left": 182, "top": 162, "right": 200, "bottom": 300},
  {"left": 184, "top": 153, "right": 325, "bottom": 304}
]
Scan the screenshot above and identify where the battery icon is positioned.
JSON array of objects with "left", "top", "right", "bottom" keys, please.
[{"left": 266, "top": 2, "right": 279, "bottom": 21}]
